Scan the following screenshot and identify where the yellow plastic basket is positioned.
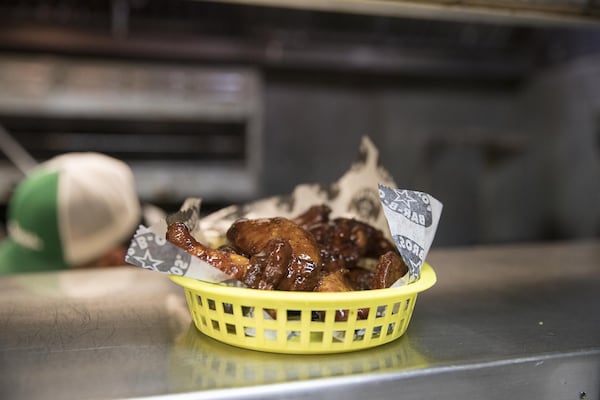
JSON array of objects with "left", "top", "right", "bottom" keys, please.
[{"left": 169, "top": 263, "right": 436, "bottom": 354}]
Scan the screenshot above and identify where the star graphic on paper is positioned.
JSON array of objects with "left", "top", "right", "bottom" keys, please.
[
  {"left": 394, "top": 190, "right": 417, "bottom": 209},
  {"left": 134, "top": 249, "right": 164, "bottom": 270}
]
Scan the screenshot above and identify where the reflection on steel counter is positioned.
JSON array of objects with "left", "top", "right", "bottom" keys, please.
[
  {"left": 168, "top": 325, "right": 427, "bottom": 390},
  {"left": 0, "top": 240, "right": 598, "bottom": 399}
]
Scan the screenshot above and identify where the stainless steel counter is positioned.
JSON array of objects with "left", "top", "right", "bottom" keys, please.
[{"left": 0, "top": 240, "right": 598, "bottom": 400}]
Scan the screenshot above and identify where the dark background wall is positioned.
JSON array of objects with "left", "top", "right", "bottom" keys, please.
[{"left": 0, "top": 1, "right": 598, "bottom": 247}]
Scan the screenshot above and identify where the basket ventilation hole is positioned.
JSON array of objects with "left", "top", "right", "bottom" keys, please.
[
  {"left": 392, "top": 302, "right": 401, "bottom": 315},
  {"left": 372, "top": 326, "right": 382, "bottom": 338},
  {"left": 223, "top": 302, "right": 234, "bottom": 314},
  {"left": 353, "top": 329, "right": 365, "bottom": 341},
  {"left": 226, "top": 323, "right": 236, "bottom": 334},
  {"left": 287, "top": 330, "right": 301, "bottom": 340},
  {"left": 264, "top": 329, "right": 277, "bottom": 341},
  {"left": 241, "top": 306, "right": 252, "bottom": 317},
  {"left": 208, "top": 299, "right": 216, "bottom": 311},
  {"left": 286, "top": 310, "right": 301, "bottom": 321},
  {"left": 377, "top": 305, "right": 387, "bottom": 318},
  {"left": 264, "top": 309, "right": 277, "bottom": 320},
  {"left": 404, "top": 299, "right": 411, "bottom": 311},
  {"left": 196, "top": 295, "right": 203, "bottom": 306},
  {"left": 333, "top": 330, "right": 345, "bottom": 340},
  {"left": 211, "top": 320, "right": 220, "bottom": 331},
  {"left": 339, "top": 309, "right": 350, "bottom": 321},
  {"left": 387, "top": 323, "right": 395, "bottom": 335}
]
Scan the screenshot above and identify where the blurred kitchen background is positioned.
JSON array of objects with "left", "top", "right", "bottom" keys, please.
[{"left": 0, "top": 0, "right": 598, "bottom": 247}]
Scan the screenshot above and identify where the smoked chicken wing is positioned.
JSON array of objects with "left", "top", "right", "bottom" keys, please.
[
  {"left": 298, "top": 211, "right": 396, "bottom": 272},
  {"left": 167, "top": 204, "right": 407, "bottom": 295},
  {"left": 166, "top": 221, "right": 250, "bottom": 281},
  {"left": 371, "top": 251, "right": 409, "bottom": 290},
  {"left": 227, "top": 217, "right": 322, "bottom": 291},
  {"left": 314, "top": 269, "right": 369, "bottom": 321}
]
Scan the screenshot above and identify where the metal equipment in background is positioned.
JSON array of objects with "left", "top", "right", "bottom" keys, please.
[
  {"left": 0, "top": 56, "right": 263, "bottom": 209},
  {"left": 0, "top": 1, "right": 598, "bottom": 244},
  {"left": 0, "top": 123, "right": 38, "bottom": 176}
]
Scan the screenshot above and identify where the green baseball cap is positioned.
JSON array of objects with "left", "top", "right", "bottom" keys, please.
[{"left": 0, "top": 152, "right": 141, "bottom": 274}]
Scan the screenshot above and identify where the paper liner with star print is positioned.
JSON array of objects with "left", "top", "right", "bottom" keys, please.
[
  {"left": 378, "top": 185, "right": 442, "bottom": 284},
  {"left": 125, "top": 199, "right": 244, "bottom": 286},
  {"left": 125, "top": 136, "right": 442, "bottom": 286}
]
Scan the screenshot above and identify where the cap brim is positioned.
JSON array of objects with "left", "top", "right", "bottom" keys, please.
[{"left": 0, "top": 239, "right": 69, "bottom": 274}]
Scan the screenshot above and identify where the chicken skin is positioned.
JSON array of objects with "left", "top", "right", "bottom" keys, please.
[
  {"left": 294, "top": 205, "right": 396, "bottom": 272},
  {"left": 166, "top": 205, "right": 408, "bottom": 297},
  {"left": 227, "top": 217, "right": 322, "bottom": 291},
  {"left": 167, "top": 217, "right": 324, "bottom": 292},
  {"left": 166, "top": 221, "right": 250, "bottom": 281},
  {"left": 167, "top": 222, "right": 292, "bottom": 290},
  {"left": 227, "top": 217, "right": 321, "bottom": 263},
  {"left": 371, "top": 251, "right": 409, "bottom": 290}
]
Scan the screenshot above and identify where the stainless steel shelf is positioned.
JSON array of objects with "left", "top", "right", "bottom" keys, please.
[
  {"left": 0, "top": 55, "right": 264, "bottom": 205},
  {"left": 0, "top": 239, "right": 598, "bottom": 399},
  {"left": 201, "top": 0, "right": 600, "bottom": 26}
]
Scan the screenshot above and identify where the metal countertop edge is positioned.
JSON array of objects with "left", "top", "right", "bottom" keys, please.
[{"left": 124, "top": 348, "right": 600, "bottom": 400}]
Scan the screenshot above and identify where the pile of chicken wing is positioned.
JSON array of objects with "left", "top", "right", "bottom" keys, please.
[{"left": 166, "top": 205, "right": 408, "bottom": 299}]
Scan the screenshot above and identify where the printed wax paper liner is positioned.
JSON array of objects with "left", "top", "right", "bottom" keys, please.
[
  {"left": 125, "top": 136, "right": 443, "bottom": 285},
  {"left": 379, "top": 185, "right": 443, "bottom": 284}
]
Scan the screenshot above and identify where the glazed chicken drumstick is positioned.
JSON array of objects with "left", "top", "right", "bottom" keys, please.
[
  {"left": 167, "top": 218, "right": 323, "bottom": 292},
  {"left": 166, "top": 205, "right": 409, "bottom": 294},
  {"left": 226, "top": 217, "right": 322, "bottom": 291},
  {"left": 166, "top": 221, "right": 250, "bottom": 280}
]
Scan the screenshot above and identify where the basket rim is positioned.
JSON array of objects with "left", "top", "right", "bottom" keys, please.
[{"left": 168, "top": 262, "right": 436, "bottom": 301}]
